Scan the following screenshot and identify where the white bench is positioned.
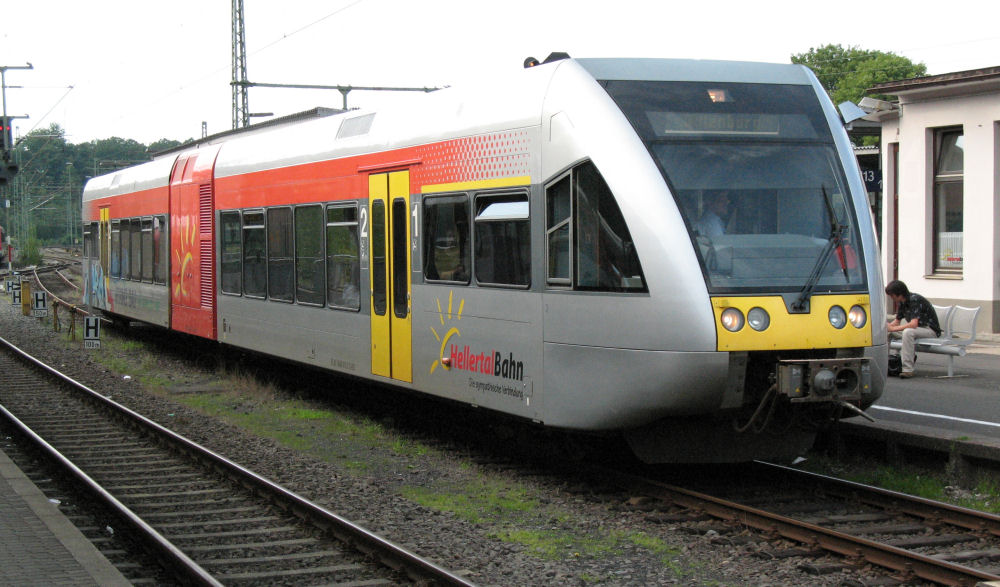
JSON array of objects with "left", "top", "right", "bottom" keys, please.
[{"left": 889, "top": 304, "right": 981, "bottom": 377}]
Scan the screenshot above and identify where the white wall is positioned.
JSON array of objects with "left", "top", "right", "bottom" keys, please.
[{"left": 880, "top": 85, "right": 1000, "bottom": 332}]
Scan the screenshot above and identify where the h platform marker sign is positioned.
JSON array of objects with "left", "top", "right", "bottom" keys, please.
[
  {"left": 32, "top": 291, "right": 48, "bottom": 317},
  {"left": 84, "top": 317, "right": 101, "bottom": 349}
]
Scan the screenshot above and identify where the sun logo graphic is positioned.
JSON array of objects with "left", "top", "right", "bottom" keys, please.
[
  {"left": 172, "top": 217, "right": 197, "bottom": 303},
  {"left": 429, "top": 290, "right": 464, "bottom": 374}
]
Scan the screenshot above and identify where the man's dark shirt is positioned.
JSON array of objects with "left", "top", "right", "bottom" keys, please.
[{"left": 895, "top": 292, "right": 942, "bottom": 337}]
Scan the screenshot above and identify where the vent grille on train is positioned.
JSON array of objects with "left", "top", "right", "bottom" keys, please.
[{"left": 199, "top": 183, "right": 214, "bottom": 308}]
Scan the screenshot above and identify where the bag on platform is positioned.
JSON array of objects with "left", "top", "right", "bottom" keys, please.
[{"left": 887, "top": 353, "right": 902, "bottom": 377}]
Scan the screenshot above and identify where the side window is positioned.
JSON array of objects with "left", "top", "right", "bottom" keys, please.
[
  {"left": 110, "top": 220, "right": 121, "bottom": 278},
  {"left": 220, "top": 211, "right": 242, "bottom": 295},
  {"left": 422, "top": 195, "right": 470, "bottom": 284},
  {"left": 267, "top": 207, "right": 293, "bottom": 302},
  {"left": 474, "top": 193, "right": 530, "bottom": 287},
  {"left": 153, "top": 216, "right": 167, "bottom": 285},
  {"left": 121, "top": 219, "right": 132, "bottom": 280},
  {"left": 99, "top": 216, "right": 110, "bottom": 278},
  {"left": 546, "top": 175, "right": 571, "bottom": 284},
  {"left": 141, "top": 218, "right": 153, "bottom": 282},
  {"left": 83, "top": 223, "right": 94, "bottom": 258},
  {"left": 574, "top": 162, "right": 645, "bottom": 291},
  {"left": 326, "top": 204, "right": 360, "bottom": 311},
  {"left": 294, "top": 205, "right": 325, "bottom": 306},
  {"left": 130, "top": 218, "right": 142, "bottom": 281},
  {"left": 371, "top": 201, "right": 387, "bottom": 315},
  {"left": 242, "top": 211, "right": 266, "bottom": 298},
  {"left": 545, "top": 161, "right": 646, "bottom": 292}
]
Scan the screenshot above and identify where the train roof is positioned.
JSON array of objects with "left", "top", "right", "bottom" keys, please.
[
  {"left": 82, "top": 155, "right": 176, "bottom": 203},
  {"left": 83, "top": 56, "right": 818, "bottom": 199},
  {"left": 577, "top": 58, "right": 814, "bottom": 85}
]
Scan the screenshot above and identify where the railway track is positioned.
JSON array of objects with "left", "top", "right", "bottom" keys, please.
[
  {"left": 611, "top": 462, "right": 1000, "bottom": 586},
  {"left": 0, "top": 335, "right": 475, "bottom": 586}
]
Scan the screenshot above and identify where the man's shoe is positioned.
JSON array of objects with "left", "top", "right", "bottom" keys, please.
[{"left": 899, "top": 371, "right": 915, "bottom": 379}]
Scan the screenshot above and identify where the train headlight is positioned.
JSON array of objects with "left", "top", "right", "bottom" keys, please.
[
  {"left": 828, "top": 305, "right": 847, "bottom": 329},
  {"left": 721, "top": 308, "right": 744, "bottom": 332},
  {"left": 747, "top": 307, "right": 770, "bottom": 331},
  {"left": 849, "top": 305, "right": 867, "bottom": 329}
]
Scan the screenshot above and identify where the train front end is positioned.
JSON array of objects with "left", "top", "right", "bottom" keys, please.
[{"left": 567, "top": 59, "right": 887, "bottom": 462}]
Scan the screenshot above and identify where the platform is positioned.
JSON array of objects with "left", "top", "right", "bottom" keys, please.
[{"left": 0, "top": 447, "right": 129, "bottom": 586}]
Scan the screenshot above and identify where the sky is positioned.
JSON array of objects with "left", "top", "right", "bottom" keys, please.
[{"left": 3, "top": 0, "right": 997, "bottom": 148}]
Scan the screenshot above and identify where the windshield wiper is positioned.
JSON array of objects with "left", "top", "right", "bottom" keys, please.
[{"left": 792, "top": 185, "right": 846, "bottom": 312}]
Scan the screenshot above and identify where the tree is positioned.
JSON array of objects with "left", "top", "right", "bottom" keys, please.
[
  {"left": 148, "top": 138, "right": 187, "bottom": 154},
  {"left": 791, "top": 44, "right": 927, "bottom": 106}
]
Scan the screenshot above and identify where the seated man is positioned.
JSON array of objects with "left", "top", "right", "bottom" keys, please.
[
  {"left": 694, "top": 192, "right": 729, "bottom": 238},
  {"left": 885, "top": 280, "right": 942, "bottom": 378}
]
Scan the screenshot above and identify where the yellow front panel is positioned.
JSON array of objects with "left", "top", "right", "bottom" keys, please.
[
  {"left": 369, "top": 174, "right": 391, "bottom": 378},
  {"left": 389, "top": 170, "right": 412, "bottom": 383},
  {"left": 713, "top": 294, "right": 872, "bottom": 351}
]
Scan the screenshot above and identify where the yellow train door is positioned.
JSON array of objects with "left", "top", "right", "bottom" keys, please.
[{"left": 369, "top": 171, "right": 412, "bottom": 382}]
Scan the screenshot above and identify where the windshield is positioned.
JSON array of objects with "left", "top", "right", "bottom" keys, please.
[{"left": 603, "top": 80, "right": 866, "bottom": 294}]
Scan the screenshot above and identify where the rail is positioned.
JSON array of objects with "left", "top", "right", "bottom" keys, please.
[
  {"left": 603, "top": 463, "right": 1000, "bottom": 586},
  {"left": 0, "top": 335, "right": 476, "bottom": 586}
]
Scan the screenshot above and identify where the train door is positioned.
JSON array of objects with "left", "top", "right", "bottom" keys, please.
[
  {"left": 168, "top": 146, "right": 221, "bottom": 339},
  {"left": 92, "top": 206, "right": 111, "bottom": 308},
  {"left": 368, "top": 170, "right": 412, "bottom": 382}
]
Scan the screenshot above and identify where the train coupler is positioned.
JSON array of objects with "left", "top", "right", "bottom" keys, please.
[{"left": 776, "top": 358, "right": 871, "bottom": 403}]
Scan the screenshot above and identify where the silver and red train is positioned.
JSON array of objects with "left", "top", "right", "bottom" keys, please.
[{"left": 82, "top": 55, "right": 887, "bottom": 462}]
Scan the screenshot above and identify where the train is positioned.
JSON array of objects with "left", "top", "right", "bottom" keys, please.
[{"left": 81, "top": 54, "right": 887, "bottom": 463}]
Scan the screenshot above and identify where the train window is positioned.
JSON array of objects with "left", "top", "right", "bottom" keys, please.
[
  {"left": 422, "top": 195, "right": 470, "bottom": 284},
  {"left": 110, "top": 220, "right": 121, "bottom": 278},
  {"left": 141, "top": 218, "right": 153, "bottom": 282},
  {"left": 91, "top": 222, "right": 100, "bottom": 259},
  {"left": 546, "top": 175, "right": 571, "bottom": 285},
  {"left": 153, "top": 216, "right": 167, "bottom": 285},
  {"left": 267, "top": 207, "right": 294, "bottom": 302},
  {"left": 371, "top": 201, "right": 387, "bottom": 315},
  {"left": 326, "top": 204, "right": 360, "bottom": 311},
  {"left": 99, "top": 217, "right": 110, "bottom": 278},
  {"left": 242, "top": 211, "right": 266, "bottom": 298},
  {"left": 220, "top": 211, "right": 242, "bottom": 295},
  {"left": 391, "top": 199, "right": 408, "bottom": 318},
  {"left": 294, "top": 205, "right": 325, "bottom": 306},
  {"left": 474, "top": 193, "right": 530, "bottom": 287},
  {"left": 122, "top": 219, "right": 134, "bottom": 280},
  {"left": 83, "top": 224, "right": 94, "bottom": 258},
  {"left": 130, "top": 219, "right": 142, "bottom": 281},
  {"left": 573, "top": 162, "right": 646, "bottom": 292}
]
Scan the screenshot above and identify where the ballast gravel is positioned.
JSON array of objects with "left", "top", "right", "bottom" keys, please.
[{"left": 0, "top": 294, "right": 865, "bottom": 586}]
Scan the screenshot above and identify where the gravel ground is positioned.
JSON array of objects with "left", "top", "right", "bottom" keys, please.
[{"left": 0, "top": 284, "right": 865, "bottom": 586}]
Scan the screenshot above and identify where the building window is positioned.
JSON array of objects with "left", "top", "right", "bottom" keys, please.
[{"left": 933, "top": 128, "right": 963, "bottom": 273}]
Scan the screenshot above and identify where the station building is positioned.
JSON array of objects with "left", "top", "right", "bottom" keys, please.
[{"left": 865, "top": 66, "right": 1000, "bottom": 334}]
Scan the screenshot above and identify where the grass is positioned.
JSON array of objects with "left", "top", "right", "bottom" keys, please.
[
  {"left": 802, "top": 452, "right": 1000, "bottom": 513},
  {"left": 400, "top": 476, "right": 692, "bottom": 578},
  {"left": 68, "top": 323, "right": 727, "bottom": 580}
]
